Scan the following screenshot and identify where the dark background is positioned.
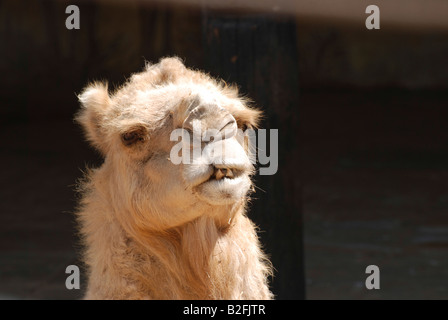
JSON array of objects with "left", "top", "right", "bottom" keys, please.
[{"left": 1, "top": 0, "right": 447, "bottom": 299}]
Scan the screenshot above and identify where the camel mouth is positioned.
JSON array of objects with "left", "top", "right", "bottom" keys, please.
[
  {"left": 193, "top": 164, "right": 250, "bottom": 202},
  {"left": 194, "top": 171, "right": 251, "bottom": 205},
  {"left": 199, "top": 164, "right": 250, "bottom": 186},
  {"left": 184, "top": 161, "right": 252, "bottom": 191},
  {"left": 209, "top": 166, "right": 242, "bottom": 181}
]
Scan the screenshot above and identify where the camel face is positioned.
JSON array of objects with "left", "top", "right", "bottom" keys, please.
[
  {"left": 176, "top": 92, "right": 254, "bottom": 207},
  {"left": 75, "top": 58, "right": 272, "bottom": 299},
  {"left": 77, "top": 57, "right": 260, "bottom": 230}
]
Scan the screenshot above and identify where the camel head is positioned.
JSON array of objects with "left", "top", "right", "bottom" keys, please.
[{"left": 76, "top": 57, "right": 261, "bottom": 232}]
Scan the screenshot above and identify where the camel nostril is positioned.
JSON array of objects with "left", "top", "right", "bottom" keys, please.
[{"left": 220, "top": 119, "right": 236, "bottom": 132}]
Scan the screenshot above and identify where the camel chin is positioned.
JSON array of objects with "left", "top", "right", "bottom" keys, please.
[{"left": 195, "top": 173, "right": 252, "bottom": 206}]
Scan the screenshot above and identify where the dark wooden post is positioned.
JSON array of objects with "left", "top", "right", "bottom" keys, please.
[{"left": 202, "top": 12, "right": 305, "bottom": 299}]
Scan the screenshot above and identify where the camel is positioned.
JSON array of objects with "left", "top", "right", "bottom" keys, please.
[{"left": 75, "top": 57, "right": 273, "bottom": 299}]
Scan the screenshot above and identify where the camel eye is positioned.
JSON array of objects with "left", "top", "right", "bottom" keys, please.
[
  {"left": 240, "top": 123, "right": 253, "bottom": 132},
  {"left": 121, "top": 129, "right": 144, "bottom": 146}
]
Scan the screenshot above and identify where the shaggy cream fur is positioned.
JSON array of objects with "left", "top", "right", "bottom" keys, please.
[{"left": 75, "top": 57, "right": 273, "bottom": 299}]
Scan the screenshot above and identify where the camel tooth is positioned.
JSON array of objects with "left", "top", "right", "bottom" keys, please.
[
  {"left": 215, "top": 168, "right": 225, "bottom": 180},
  {"left": 225, "top": 169, "right": 234, "bottom": 178}
]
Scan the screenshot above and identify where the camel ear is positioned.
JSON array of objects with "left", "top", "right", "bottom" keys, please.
[
  {"left": 76, "top": 82, "right": 111, "bottom": 155},
  {"left": 231, "top": 106, "right": 262, "bottom": 160},
  {"left": 233, "top": 107, "right": 263, "bottom": 130}
]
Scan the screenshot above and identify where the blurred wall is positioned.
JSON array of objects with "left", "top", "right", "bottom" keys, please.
[
  {"left": 0, "top": 0, "right": 203, "bottom": 122},
  {"left": 297, "top": 24, "right": 448, "bottom": 88},
  {"left": 1, "top": 0, "right": 447, "bottom": 125}
]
